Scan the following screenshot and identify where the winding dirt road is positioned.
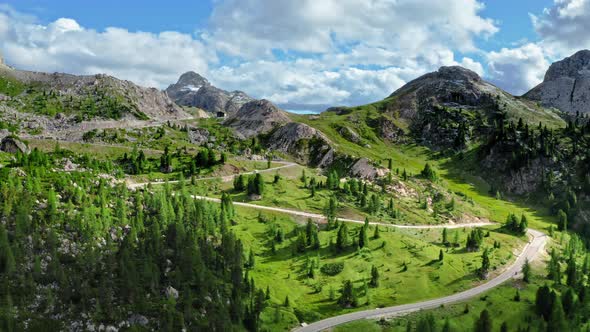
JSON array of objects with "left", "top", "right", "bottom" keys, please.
[
  {"left": 294, "top": 229, "right": 546, "bottom": 332},
  {"left": 127, "top": 161, "right": 547, "bottom": 332}
]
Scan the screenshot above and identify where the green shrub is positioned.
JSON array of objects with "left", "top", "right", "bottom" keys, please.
[{"left": 320, "top": 262, "right": 344, "bottom": 276}]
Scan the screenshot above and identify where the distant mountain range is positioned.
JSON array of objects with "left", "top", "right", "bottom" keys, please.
[{"left": 165, "top": 71, "right": 253, "bottom": 116}]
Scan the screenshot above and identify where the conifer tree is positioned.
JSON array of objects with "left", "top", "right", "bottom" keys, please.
[{"left": 474, "top": 309, "right": 493, "bottom": 332}]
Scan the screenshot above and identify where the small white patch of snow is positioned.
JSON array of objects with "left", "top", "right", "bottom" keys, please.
[{"left": 181, "top": 85, "right": 202, "bottom": 92}]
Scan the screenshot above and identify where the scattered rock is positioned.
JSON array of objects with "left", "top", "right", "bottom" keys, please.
[
  {"left": 188, "top": 128, "right": 210, "bottom": 145},
  {"left": 337, "top": 126, "right": 361, "bottom": 144},
  {"left": 128, "top": 314, "right": 149, "bottom": 327},
  {"left": 165, "top": 286, "right": 179, "bottom": 299}
]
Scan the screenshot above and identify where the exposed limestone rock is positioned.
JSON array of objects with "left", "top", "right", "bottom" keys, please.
[
  {"left": 525, "top": 50, "right": 590, "bottom": 114},
  {"left": 337, "top": 126, "right": 361, "bottom": 144},
  {"left": 378, "top": 116, "right": 406, "bottom": 142},
  {"left": 188, "top": 127, "right": 210, "bottom": 145},
  {"left": 165, "top": 286, "right": 179, "bottom": 299},
  {"left": 349, "top": 158, "right": 389, "bottom": 180},
  {"left": 267, "top": 122, "right": 334, "bottom": 166},
  {"left": 225, "top": 99, "right": 292, "bottom": 138}
]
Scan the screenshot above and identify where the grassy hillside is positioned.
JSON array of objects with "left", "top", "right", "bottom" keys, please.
[{"left": 230, "top": 207, "right": 526, "bottom": 331}]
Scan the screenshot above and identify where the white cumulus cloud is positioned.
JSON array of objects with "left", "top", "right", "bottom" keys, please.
[
  {"left": 0, "top": 8, "right": 212, "bottom": 88},
  {"left": 486, "top": 43, "right": 549, "bottom": 95}
]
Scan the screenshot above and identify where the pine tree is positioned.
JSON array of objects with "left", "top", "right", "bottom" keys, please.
[
  {"left": 522, "top": 258, "right": 531, "bottom": 283},
  {"left": 547, "top": 296, "right": 567, "bottom": 331},
  {"left": 248, "top": 250, "right": 255, "bottom": 269},
  {"left": 370, "top": 265, "right": 379, "bottom": 287},
  {"left": 442, "top": 228, "right": 449, "bottom": 245},
  {"left": 562, "top": 288, "right": 576, "bottom": 318},
  {"left": 557, "top": 209, "right": 567, "bottom": 231},
  {"left": 547, "top": 249, "right": 561, "bottom": 283},
  {"left": 373, "top": 225, "right": 380, "bottom": 239},
  {"left": 421, "top": 163, "right": 437, "bottom": 181},
  {"left": 442, "top": 318, "right": 452, "bottom": 332},
  {"left": 566, "top": 254, "right": 578, "bottom": 288},
  {"left": 296, "top": 231, "right": 307, "bottom": 253},
  {"left": 338, "top": 280, "right": 357, "bottom": 307},
  {"left": 336, "top": 223, "right": 349, "bottom": 252},
  {"left": 479, "top": 248, "right": 490, "bottom": 279},
  {"left": 474, "top": 309, "right": 493, "bottom": 332},
  {"left": 535, "top": 285, "right": 553, "bottom": 319},
  {"left": 500, "top": 322, "right": 508, "bottom": 332},
  {"left": 358, "top": 226, "right": 368, "bottom": 249},
  {"left": 439, "top": 249, "right": 444, "bottom": 262}
]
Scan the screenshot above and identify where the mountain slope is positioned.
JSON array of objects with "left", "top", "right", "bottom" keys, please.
[
  {"left": 0, "top": 66, "right": 189, "bottom": 121},
  {"left": 166, "top": 71, "right": 253, "bottom": 115},
  {"left": 386, "top": 66, "right": 564, "bottom": 147},
  {"left": 303, "top": 66, "right": 565, "bottom": 152},
  {"left": 525, "top": 50, "right": 590, "bottom": 114}
]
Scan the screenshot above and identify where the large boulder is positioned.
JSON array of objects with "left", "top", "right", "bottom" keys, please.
[
  {"left": 525, "top": 50, "right": 590, "bottom": 114},
  {"left": 349, "top": 158, "right": 389, "bottom": 180},
  {"left": 0, "top": 136, "right": 29, "bottom": 154}
]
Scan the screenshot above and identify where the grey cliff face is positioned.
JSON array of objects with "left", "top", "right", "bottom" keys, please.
[
  {"left": 525, "top": 50, "right": 590, "bottom": 114},
  {"left": 166, "top": 71, "right": 253, "bottom": 115}
]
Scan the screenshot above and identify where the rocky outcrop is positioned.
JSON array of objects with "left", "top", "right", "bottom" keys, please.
[
  {"left": 349, "top": 158, "right": 389, "bottom": 180},
  {"left": 224, "top": 99, "right": 292, "bottom": 138},
  {"left": 188, "top": 127, "right": 211, "bottom": 146},
  {"left": 0, "top": 66, "right": 189, "bottom": 121},
  {"left": 166, "top": 71, "right": 253, "bottom": 115},
  {"left": 378, "top": 116, "right": 406, "bottom": 143},
  {"left": 387, "top": 66, "right": 498, "bottom": 121},
  {"left": 0, "top": 136, "right": 29, "bottom": 154},
  {"left": 525, "top": 50, "right": 590, "bottom": 114},
  {"left": 267, "top": 122, "right": 334, "bottom": 166},
  {"left": 337, "top": 126, "right": 362, "bottom": 144}
]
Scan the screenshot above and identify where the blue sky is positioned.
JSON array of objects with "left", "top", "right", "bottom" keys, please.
[{"left": 0, "top": 0, "right": 588, "bottom": 109}]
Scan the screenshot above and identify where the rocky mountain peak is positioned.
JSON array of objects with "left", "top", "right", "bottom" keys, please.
[
  {"left": 175, "top": 71, "right": 210, "bottom": 91},
  {"left": 224, "top": 99, "right": 292, "bottom": 138},
  {"left": 544, "top": 50, "right": 590, "bottom": 81},
  {"left": 525, "top": 49, "right": 590, "bottom": 114},
  {"left": 436, "top": 66, "right": 482, "bottom": 83},
  {"left": 165, "top": 72, "right": 253, "bottom": 115},
  {"left": 239, "top": 99, "right": 284, "bottom": 115}
]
